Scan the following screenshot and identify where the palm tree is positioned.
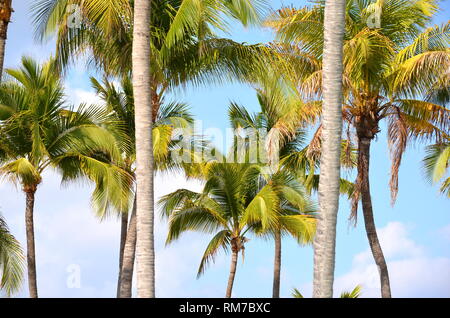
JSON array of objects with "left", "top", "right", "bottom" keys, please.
[
  {"left": 228, "top": 78, "right": 356, "bottom": 297},
  {"left": 0, "top": 57, "right": 124, "bottom": 298},
  {"left": 0, "top": 0, "right": 12, "bottom": 78},
  {"left": 90, "top": 76, "right": 195, "bottom": 297},
  {"left": 268, "top": 0, "right": 450, "bottom": 297},
  {"left": 0, "top": 215, "right": 24, "bottom": 296},
  {"left": 228, "top": 87, "right": 320, "bottom": 298},
  {"left": 159, "top": 160, "right": 315, "bottom": 298}
]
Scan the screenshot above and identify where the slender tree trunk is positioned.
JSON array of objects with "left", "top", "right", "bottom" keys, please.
[
  {"left": 357, "top": 137, "right": 392, "bottom": 298},
  {"left": 272, "top": 229, "right": 281, "bottom": 298},
  {"left": 225, "top": 250, "right": 239, "bottom": 298},
  {"left": 116, "top": 211, "right": 128, "bottom": 297},
  {"left": 0, "top": 0, "right": 12, "bottom": 80},
  {"left": 312, "top": 0, "right": 346, "bottom": 298},
  {"left": 24, "top": 188, "right": 38, "bottom": 298},
  {"left": 119, "top": 196, "right": 137, "bottom": 298},
  {"left": 132, "top": 0, "right": 155, "bottom": 298}
]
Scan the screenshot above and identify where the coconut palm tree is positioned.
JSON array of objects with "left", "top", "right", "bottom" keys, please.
[
  {"left": 0, "top": 57, "right": 124, "bottom": 298},
  {"left": 0, "top": 0, "right": 12, "bottom": 78},
  {"left": 228, "top": 81, "right": 356, "bottom": 297},
  {"left": 89, "top": 75, "right": 195, "bottom": 297},
  {"left": 267, "top": 0, "right": 450, "bottom": 297},
  {"left": 228, "top": 88, "right": 318, "bottom": 298},
  {"left": 159, "top": 159, "right": 315, "bottom": 298},
  {"left": 0, "top": 215, "right": 24, "bottom": 296}
]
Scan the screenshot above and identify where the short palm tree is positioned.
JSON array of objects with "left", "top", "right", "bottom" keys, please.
[
  {"left": 0, "top": 215, "right": 24, "bottom": 296},
  {"left": 268, "top": 0, "right": 450, "bottom": 297},
  {"left": 0, "top": 57, "right": 123, "bottom": 297},
  {"left": 159, "top": 160, "right": 315, "bottom": 298},
  {"left": 228, "top": 83, "right": 355, "bottom": 297},
  {"left": 229, "top": 88, "right": 318, "bottom": 298}
]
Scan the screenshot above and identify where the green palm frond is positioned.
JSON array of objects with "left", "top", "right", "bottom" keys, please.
[
  {"left": 340, "top": 284, "right": 363, "bottom": 298},
  {"left": 166, "top": 207, "right": 226, "bottom": 244},
  {"left": 279, "top": 214, "right": 316, "bottom": 245},
  {"left": 292, "top": 287, "right": 304, "bottom": 298},
  {"left": 0, "top": 158, "right": 41, "bottom": 187},
  {"left": 241, "top": 184, "right": 280, "bottom": 231},
  {"left": 0, "top": 216, "right": 25, "bottom": 296},
  {"left": 197, "top": 230, "right": 230, "bottom": 277},
  {"left": 423, "top": 142, "right": 450, "bottom": 197}
]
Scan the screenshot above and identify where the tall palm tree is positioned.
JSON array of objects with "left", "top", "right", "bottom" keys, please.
[
  {"left": 313, "top": 0, "right": 346, "bottom": 298},
  {"left": 159, "top": 160, "right": 315, "bottom": 298},
  {"left": 0, "top": 57, "right": 124, "bottom": 297},
  {"left": 132, "top": 0, "right": 154, "bottom": 299},
  {"left": 0, "top": 215, "right": 24, "bottom": 296},
  {"left": 90, "top": 76, "right": 195, "bottom": 297},
  {"left": 268, "top": 0, "right": 450, "bottom": 297},
  {"left": 228, "top": 84, "right": 355, "bottom": 297},
  {"left": 0, "top": 0, "right": 12, "bottom": 78},
  {"left": 31, "top": 0, "right": 269, "bottom": 77}
]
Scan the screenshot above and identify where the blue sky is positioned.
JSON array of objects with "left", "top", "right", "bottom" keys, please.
[{"left": 0, "top": 0, "right": 449, "bottom": 298}]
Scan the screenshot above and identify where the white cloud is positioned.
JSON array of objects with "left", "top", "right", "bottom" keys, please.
[
  {"left": 1, "top": 170, "right": 215, "bottom": 297},
  {"left": 300, "top": 222, "right": 450, "bottom": 298},
  {"left": 65, "top": 83, "right": 104, "bottom": 107}
]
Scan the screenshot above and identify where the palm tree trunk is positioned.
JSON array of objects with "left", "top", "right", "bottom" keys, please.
[
  {"left": 116, "top": 211, "right": 128, "bottom": 297},
  {"left": 357, "top": 137, "right": 392, "bottom": 298},
  {"left": 132, "top": 0, "right": 155, "bottom": 298},
  {"left": 0, "top": 33, "right": 6, "bottom": 79},
  {"left": 118, "top": 196, "right": 137, "bottom": 298},
  {"left": 272, "top": 229, "right": 281, "bottom": 298},
  {"left": 24, "top": 187, "right": 38, "bottom": 298},
  {"left": 312, "top": 0, "right": 346, "bottom": 298},
  {"left": 0, "top": 0, "right": 13, "bottom": 80},
  {"left": 225, "top": 250, "right": 239, "bottom": 298}
]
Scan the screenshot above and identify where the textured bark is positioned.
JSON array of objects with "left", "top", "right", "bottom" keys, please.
[
  {"left": 24, "top": 188, "right": 38, "bottom": 298},
  {"left": 358, "top": 137, "right": 392, "bottom": 298},
  {"left": 132, "top": 0, "right": 155, "bottom": 298},
  {"left": 312, "top": 0, "right": 346, "bottom": 298},
  {"left": 0, "top": 35, "right": 5, "bottom": 79},
  {"left": 272, "top": 230, "right": 281, "bottom": 298},
  {"left": 225, "top": 250, "right": 238, "bottom": 298},
  {"left": 119, "top": 197, "right": 137, "bottom": 298},
  {"left": 116, "top": 211, "right": 128, "bottom": 297},
  {"left": 0, "top": 0, "right": 13, "bottom": 79}
]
